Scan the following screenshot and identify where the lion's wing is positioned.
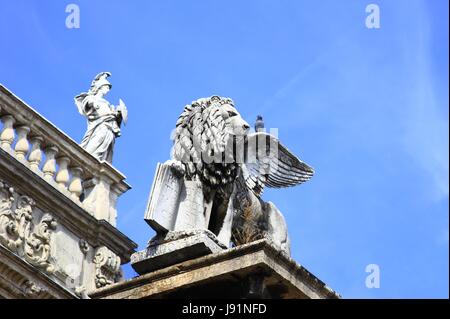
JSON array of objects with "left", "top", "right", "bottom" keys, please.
[{"left": 243, "top": 132, "right": 314, "bottom": 197}]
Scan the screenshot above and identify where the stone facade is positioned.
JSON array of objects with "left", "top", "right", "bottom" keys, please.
[
  {"left": 0, "top": 85, "right": 340, "bottom": 299},
  {"left": 0, "top": 85, "right": 136, "bottom": 298}
]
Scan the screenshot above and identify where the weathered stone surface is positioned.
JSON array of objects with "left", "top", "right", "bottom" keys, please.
[
  {"left": 92, "top": 240, "right": 341, "bottom": 299},
  {"left": 131, "top": 230, "right": 226, "bottom": 275},
  {"left": 0, "top": 84, "right": 131, "bottom": 226},
  {"left": 94, "top": 246, "right": 123, "bottom": 288},
  {"left": 144, "top": 96, "right": 315, "bottom": 255},
  {"left": 145, "top": 163, "right": 183, "bottom": 232},
  {"left": 0, "top": 242, "right": 75, "bottom": 298},
  {"left": 0, "top": 84, "right": 137, "bottom": 298},
  {"left": 145, "top": 163, "right": 207, "bottom": 234}
]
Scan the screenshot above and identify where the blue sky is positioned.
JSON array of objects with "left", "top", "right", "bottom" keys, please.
[{"left": 0, "top": 0, "right": 448, "bottom": 298}]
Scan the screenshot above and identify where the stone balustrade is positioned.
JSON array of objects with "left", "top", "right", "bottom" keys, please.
[{"left": 0, "top": 84, "right": 130, "bottom": 226}]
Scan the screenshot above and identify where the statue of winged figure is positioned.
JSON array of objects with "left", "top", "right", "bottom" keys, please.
[
  {"left": 74, "top": 72, "right": 128, "bottom": 163},
  {"left": 147, "top": 96, "right": 313, "bottom": 256}
]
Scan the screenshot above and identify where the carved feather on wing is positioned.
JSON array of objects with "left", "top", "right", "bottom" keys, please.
[{"left": 243, "top": 132, "right": 314, "bottom": 197}]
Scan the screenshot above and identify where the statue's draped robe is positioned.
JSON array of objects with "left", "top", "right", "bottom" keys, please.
[{"left": 77, "top": 94, "right": 120, "bottom": 162}]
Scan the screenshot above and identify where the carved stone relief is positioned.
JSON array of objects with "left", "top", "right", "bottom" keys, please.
[
  {"left": 0, "top": 179, "right": 57, "bottom": 275},
  {"left": 93, "top": 246, "right": 122, "bottom": 288}
]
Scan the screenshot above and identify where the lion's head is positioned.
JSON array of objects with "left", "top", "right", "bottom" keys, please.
[{"left": 171, "top": 96, "right": 250, "bottom": 187}]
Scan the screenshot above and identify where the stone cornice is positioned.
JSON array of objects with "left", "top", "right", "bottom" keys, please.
[
  {"left": 0, "top": 244, "right": 76, "bottom": 299},
  {"left": 0, "top": 147, "right": 137, "bottom": 263},
  {"left": 91, "top": 239, "right": 340, "bottom": 299}
]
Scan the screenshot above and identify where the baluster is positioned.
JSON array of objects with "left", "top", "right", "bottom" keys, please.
[
  {"left": 56, "top": 156, "right": 70, "bottom": 190},
  {"left": 14, "top": 125, "right": 31, "bottom": 161},
  {"left": 28, "top": 136, "right": 44, "bottom": 171},
  {"left": 69, "top": 167, "right": 83, "bottom": 201},
  {"left": 42, "top": 146, "right": 58, "bottom": 182},
  {"left": 0, "top": 115, "right": 16, "bottom": 152}
]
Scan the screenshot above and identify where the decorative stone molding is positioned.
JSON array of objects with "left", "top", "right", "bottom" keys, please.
[
  {"left": 91, "top": 240, "right": 342, "bottom": 299},
  {"left": 22, "top": 280, "right": 44, "bottom": 297},
  {"left": 0, "top": 115, "right": 15, "bottom": 152},
  {"left": 14, "top": 125, "right": 31, "bottom": 161},
  {"left": 0, "top": 84, "right": 131, "bottom": 225},
  {"left": 24, "top": 213, "right": 57, "bottom": 274},
  {"left": 0, "top": 85, "right": 137, "bottom": 298},
  {"left": 79, "top": 239, "right": 89, "bottom": 255},
  {"left": 28, "top": 136, "right": 44, "bottom": 171},
  {"left": 0, "top": 183, "right": 34, "bottom": 254},
  {"left": 0, "top": 179, "right": 57, "bottom": 275},
  {"left": 0, "top": 244, "right": 74, "bottom": 299},
  {"left": 74, "top": 285, "right": 90, "bottom": 299},
  {"left": 93, "top": 246, "right": 122, "bottom": 288}
]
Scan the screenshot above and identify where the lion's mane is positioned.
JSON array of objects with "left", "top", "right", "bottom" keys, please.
[{"left": 172, "top": 96, "right": 239, "bottom": 187}]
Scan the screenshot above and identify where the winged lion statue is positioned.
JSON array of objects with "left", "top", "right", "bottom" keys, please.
[{"left": 147, "top": 96, "right": 313, "bottom": 256}]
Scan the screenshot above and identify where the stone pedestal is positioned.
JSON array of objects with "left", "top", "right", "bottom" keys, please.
[
  {"left": 91, "top": 240, "right": 341, "bottom": 299},
  {"left": 131, "top": 230, "right": 226, "bottom": 275}
]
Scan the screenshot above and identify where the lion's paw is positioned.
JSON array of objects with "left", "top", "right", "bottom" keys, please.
[{"left": 165, "top": 159, "right": 186, "bottom": 178}]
